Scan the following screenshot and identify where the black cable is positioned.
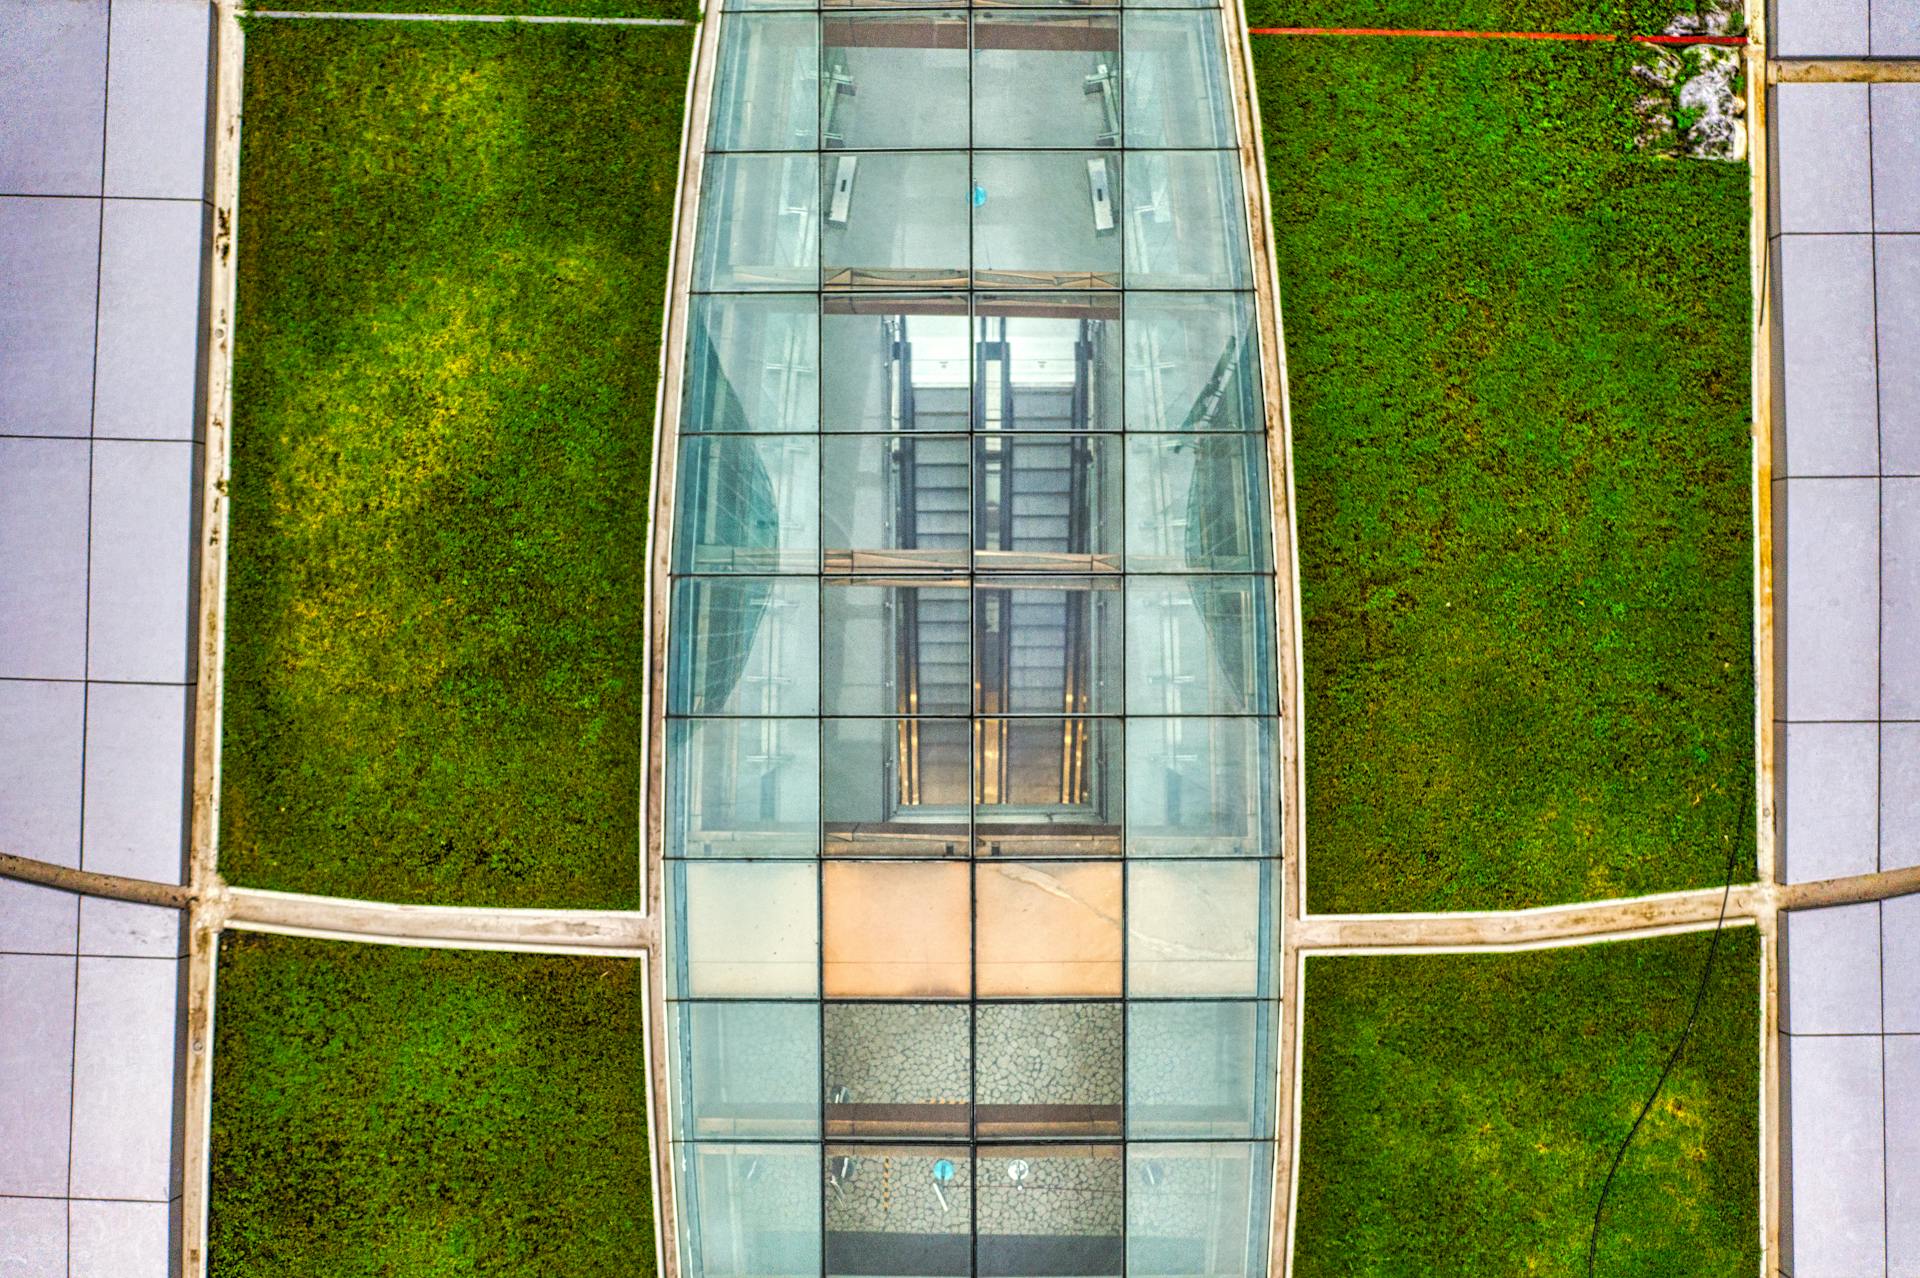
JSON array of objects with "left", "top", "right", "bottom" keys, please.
[{"left": 1586, "top": 776, "right": 1751, "bottom": 1278}]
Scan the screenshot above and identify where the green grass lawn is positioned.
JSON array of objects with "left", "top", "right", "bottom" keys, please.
[
  {"left": 1294, "top": 930, "right": 1759, "bottom": 1276},
  {"left": 244, "top": 1, "right": 698, "bottom": 18},
  {"left": 209, "top": 934, "right": 652, "bottom": 1276},
  {"left": 1258, "top": 39, "right": 1753, "bottom": 912},
  {"left": 1243, "top": 0, "right": 1725, "bottom": 32},
  {"left": 221, "top": 20, "right": 689, "bottom": 908}
]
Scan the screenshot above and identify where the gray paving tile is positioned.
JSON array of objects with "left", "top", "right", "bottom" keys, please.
[
  {"left": 1786, "top": 1033, "right": 1885, "bottom": 1278},
  {"left": 1777, "top": 235, "right": 1879, "bottom": 475},
  {"left": 1782, "top": 720, "right": 1880, "bottom": 882},
  {"left": 86, "top": 439, "right": 197, "bottom": 683},
  {"left": 0, "top": 954, "right": 75, "bottom": 1198},
  {"left": 0, "top": 882, "right": 79, "bottom": 957},
  {"left": 103, "top": 0, "right": 210, "bottom": 202},
  {"left": 0, "top": 196, "right": 101, "bottom": 438},
  {"left": 1874, "top": 85, "right": 1920, "bottom": 233},
  {"left": 78, "top": 899, "right": 182, "bottom": 960},
  {"left": 1874, "top": 0, "right": 1920, "bottom": 57},
  {"left": 69, "top": 1198, "right": 171, "bottom": 1278},
  {"left": 1887, "top": 1036, "right": 1920, "bottom": 1274},
  {"left": 79, "top": 682, "right": 189, "bottom": 884},
  {"left": 93, "top": 199, "right": 204, "bottom": 442},
  {"left": 1785, "top": 902, "right": 1883, "bottom": 1034},
  {"left": 67, "top": 956, "right": 180, "bottom": 1202},
  {"left": 0, "top": 0, "right": 107, "bottom": 197},
  {"left": 1882, "top": 236, "right": 1920, "bottom": 477},
  {"left": 1780, "top": 478, "right": 1880, "bottom": 722},
  {"left": 1774, "top": 85, "right": 1873, "bottom": 233},
  {"left": 1882, "top": 892, "right": 1920, "bottom": 1032},
  {"left": 0, "top": 1196, "right": 67, "bottom": 1278},
  {"left": 0, "top": 679, "right": 84, "bottom": 866},
  {"left": 1885, "top": 723, "right": 1920, "bottom": 870},
  {"left": 0, "top": 438, "right": 92, "bottom": 681},
  {"left": 1887, "top": 479, "right": 1920, "bottom": 718},
  {"left": 1773, "top": 0, "right": 1871, "bottom": 56}
]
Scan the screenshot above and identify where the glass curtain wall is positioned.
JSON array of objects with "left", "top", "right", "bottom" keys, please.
[{"left": 668, "top": 1, "right": 1280, "bottom": 1274}]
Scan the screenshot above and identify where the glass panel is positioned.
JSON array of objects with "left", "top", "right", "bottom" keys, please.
[
  {"left": 669, "top": 578, "right": 820, "bottom": 717},
  {"left": 1127, "top": 860, "right": 1275, "bottom": 996},
  {"left": 824, "top": 1004, "right": 971, "bottom": 1137},
  {"left": 974, "top": 860, "right": 1122, "bottom": 996},
  {"left": 696, "top": 154, "right": 821, "bottom": 292},
  {"left": 973, "top": 576, "right": 1122, "bottom": 713},
  {"left": 1124, "top": 434, "right": 1271, "bottom": 573},
  {"left": 824, "top": 578, "right": 972, "bottom": 715},
  {"left": 823, "top": 860, "right": 972, "bottom": 996},
  {"left": 974, "top": 293, "right": 1122, "bottom": 432},
  {"left": 1124, "top": 718, "right": 1278, "bottom": 858},
  {"left": 973, "top": 152, "right": 1123, "bottom": 289},
  {"left": 684, "top": 295, "right": 819, "bottom": 435},
  {"left": 668, "top": 718, "right": 821, "bottom": 858},
  {"left": 975, "top": 1003, "right": 1122, "bottom": 1137},
  {"left": 821, "top": 436, "right": 972, "bottom": 572},
  {"left": 822, "top": 13, "right": 969, "bottom": 150},
  {"left": 674, "top": 436, "right": 820, "bottom": 574},
  {"left": 977, "top": 1147, "right": 1124, "bottom": 1278},
  {"left": 1125, "top": 575, "right": 1275, "bottom": 715},
  {"left": 974, "top": 718, "right": 1122, "bottom": 857},
  {"left": 823, "top": 152, "right": 970, "bottom": 288},
  {"left": 1123, "top": 151, "right": 1250, "bottom": 289},
  {"left": 822, "top": 294, "right": 971, "bottom": 433},
  {"left": 1127, "top": 1002, "right": 1268, "bottom": 1138},
  {"left": 1126, "top": 1144, "right": 1271, "bottom": 1278},
  {"left": 711, "top": 13, "right": 820, "bottom": 152},
  {"left": 1122, "top": 13, "right": 1234, "bottom": 149},
  {"left": 826, "top": 1146, "right": 973, "bottom": 1278},
  {"left": 680, "top": 1144, "right": 822, "bottom": 1278},
  {"left": 973, "top": 435, "right": 1123, "bottom": 572},
  {"left": 972, "top": 13, "right": 1122, "bottom": 150},
  {"left": 674, "top": 861, "right": 819, "bottom": 997},
  {"left": 822, "top": 718, "right": 973, "bottom": 856},
  {"left": 671, "top": 1002, "right": 821, "bottom": 1140},
  {"left": 1124, "top": 292, "right": 1262, "bottom": 433}
]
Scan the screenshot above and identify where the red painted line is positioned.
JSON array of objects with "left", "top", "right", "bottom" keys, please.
[{"left": 1246, "top": 25, "right": 1747, "bottom": 46}]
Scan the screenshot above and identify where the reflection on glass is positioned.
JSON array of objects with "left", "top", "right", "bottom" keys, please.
[
  {"left": 824, "top": 1004, "right": 971, "bottom": 1137},
  {"left": 1123, "top": 12, "right": 1234, "bottom": 148},
  {"left": 823, "top": 860, "right": 972, "bottom": 996},
  {"left": 1125, "top": 575, "right": 1275, "bottom": 715},
  {"left": 973, "top": 576, "right": 1121, "bottom": 714},
  {"left": 974, "top": 151, "right": 1122, "bottom": 289},
  {"left": 669, "top": 578, "right": 821, "bottom": 717},
  {"left": 671, "top": 1002, "right": 821, "bottom": 1140},
  {"left": 680, "top": 1144, "right": 823, "bottom": 1278},
  {"left": 674, "top": 436, "right": 820, "bottom": 574},
  {"left": 822, "top": 294, "right": 971, "bottom": 432},
  {"left": 977, "top": 1147, "right": 1124, "bottom": 1278},
  {"left": 684, "top": 295, "right": 820, "bottom": 434},
  {"left": 973, "top": 435, "right": 1123, "bottom": 572},
  {"left": 711, "top": 13, "right": 820, "bottom": 151},
  {"left": 975, "top": 293, "right": 1122, "bottom": 431},
  {"left": 673, "top": 861, "right": 819, "bottom": 997},
  {"left": 696, "top": 154, "right": 821, "bottom": 291},
  {"left": 824, "top": 578, "right": 971, "bottom": 715},
  {"left": 822, "top": 718, "right": 972, "bottom": 856},
  {"left": 974, "top": 717, "right": 1121, "bottom": 857},
  {"left": 1125, "top": 434, "right": 1271, "bottom": 574},
  {"left": 1126, "top": 1144, "right": 1271, "bottom": 1278},
  {"left": 1125, "top": 292, "right": 1262, "bottom": 432},
  {"left": 1124, "top": 717, "right": 1279, "bottom": 858},
  {"left": 826, "top": 1146, "right": 972, "bottom": 1278},
  {"left": 821, "top": 436, "right": 971, "bottom": 572},
  {"left": 822, "top": 13, "right": 969, "bottom": 149},
  {"left": 1128, "top": 860, "right": 1275, "bottom": 997},
  {"left": 975, "top": 860, "right": 1122, "bottom": 996},
  {"left": 668, "top": 718, "right": 820, "bottom": 858},
  {"left": 976, "top": 1003, "right": 1123, "bottom": 1137},
  {"left": 1127, "top": 1001, "right": 1269, "bottom": 1138},
  {"left": 973, "top": 12, "right": 1121, "bottom": 149},
  {"left": 1123, "top": 151, "right": 1250, "bottom": 289},
  {"left": 822, "top": 152, "right": 970, "bottom": 288}
]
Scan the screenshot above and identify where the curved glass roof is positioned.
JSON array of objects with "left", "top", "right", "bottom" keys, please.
[{"left": 662, "top": 3, "right": 1283, "bottom": 1274}]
